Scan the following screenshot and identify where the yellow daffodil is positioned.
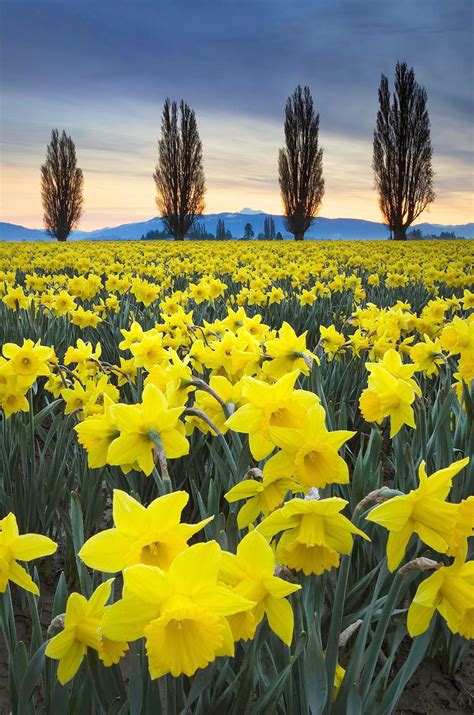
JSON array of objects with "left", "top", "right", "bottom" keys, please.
[
  {"left": 299, "top": 288, "right": 317, "bottom": 306},
  {"left": 409, "top": 335, "right": 445, "bottom": 377},
  {"left": 225, "top": 472, "right": 301, "bottom": 528},
  {"left": 365, "top": 457, "right": 469, "bottom": 571},
  {"left": 3, "top": 286, "right": 32, "bottom": 310},
  {"left": 71, "top": 306, "right": 102, "bottom": 329},
  {"left": 446, "top": 496, "right": 474, "bottom": 556},
  {"left": 319, "top": 325, "right": 346, "bottom": 359},
  {"left": 262, "top": 322, "right": 317, "bottom": 380},
  {"left": 0, "top": 513, "right": 57, "bottom": 594},
  {"left": 130, "top": 332, "right": 167, "bottom": 370},
  {"left": 106, "top": 383, "right": 189, "bottom": 475},
  {"left": 263, "top": 403, "right": 354, "bottom": 490},
  {"left": 80, "top": 489, "right": 212, "bottom": 572},
  {"left": 440, "top": 316, "right": 473, "bottom": 356},
  {"left": 359, "top": 349, "right": 421, "bottom": 437},
  {"left": 74, "top": 395, "right": 120, "bottom": 468},
  {"left": 0, "top": 369, "right": 30, "bottom": 417},
  {"left": 46, "top": 580, "right": 128, "bottom": 684},
  {"left": 226, "top": 370, "right": 319, "bottom": 460},
  {"left": 407, "top": 546, "right": 474, "bottom": 639},
  {"left": 119, "top": 320, "right": 145, "bottom": 351},
  {"left": 219, "top": 530, "right": 301, "bottom": 644},
  {"left": 101, "top": 542, "right": 254, "bottom": 678},
  {"left": 2, "top": 338, "right": 54, "bottom": 385},
  {"left": 64, "top": 339, "right": 101, "bottom": 370},
  {"left": 258, "top": 497, "right": 369, "bottom": 576}
]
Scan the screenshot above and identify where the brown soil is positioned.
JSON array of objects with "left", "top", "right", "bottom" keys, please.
[{"left": 396, "top": 646, "right": 474, "bottom": 715}]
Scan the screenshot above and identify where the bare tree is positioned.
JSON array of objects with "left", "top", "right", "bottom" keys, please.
[
  {"left": 41, "top": 129, "right": 83, "bottom": 241},
  {"left": 278, "top": 86, "right": 324, "bottom": 241},
  {"left": 373, "top": 62, "right": 435, "bottom": 241},
  {"left": 154, "top": 99, "right": 205, "bottom": 241}
]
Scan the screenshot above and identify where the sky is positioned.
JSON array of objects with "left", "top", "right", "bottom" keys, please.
[{"left": 1, "top": 0, "right": 473, "bottom": 231}]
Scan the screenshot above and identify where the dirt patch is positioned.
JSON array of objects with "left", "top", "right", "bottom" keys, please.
[{"left": 396, "top": 646, "right": 474, "bottom": 714}]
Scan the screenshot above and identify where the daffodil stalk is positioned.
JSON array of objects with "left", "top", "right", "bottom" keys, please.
[
  {"left": 0, "top": 588, "right": 17, "bottom": 658},
  {"left": 359, "top": 557, "right": 440, "bottom": 698},
  {"left": 323, "top": 553, "right": 351, "bottom": 711},
  {"left": 28, "top": 387, "right": 36, "bottom": 468},
  {"left": 184, "top": 406, "right": 239, "bottom": 477},
  {"left": 188, "top": 377, "right": 233, "bottom": 417}
]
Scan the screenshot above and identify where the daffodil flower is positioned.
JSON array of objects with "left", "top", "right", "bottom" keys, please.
[
  {"left": 359, "top": 349, "right": 421, "bottom": 437},
  {"left": 80, "top": 489, "right": 213, "bottom": 572},
  {"left": 446, "top": 496, "right": 474, "bottom": 556},
  {"left": 263, "top": 403, "right": 355, "bottom": 490},
  {"left": 226, "top": 370, "right": 319, "bottom": 460},
  {"left": 101, "top": 542, "right": 255, "bottom": 678},
  {"left": 106, "top": 383, "right": 189, "bottom": 475},
  {"left": 45, "top": 580, "right": 128, "bottom": 684},
  {"left": 366, "top": 457, "right": 469, "bottom": 571},
  {"left": 409, "top": 334, "right": 445, "bottom": 377},
  {"left": 219, "top": 530, "right": 301, "bottom": 644},
  {"left": 0, "top": 513, "right": 57, "bottom": 595},
  {"left": 407, "top": 545, "right": 474, "bottom": 639},
  {"left": 225, "top": 472, "right": 301, "bottom": 528},
  {"left": 2, "top": 338, "right": 54, "bottom": 386},
  {"left": 319, "top": 325, "right": 346, "bottom": 359},
  {"left": 262, "top": 322, "right": 317, "bottom": 379},
  {"left": 258, "top": 497, "right": 369, "bottom": 576},
  {"left": 75, "top": 395, "right": 120, "bottom": 468}
]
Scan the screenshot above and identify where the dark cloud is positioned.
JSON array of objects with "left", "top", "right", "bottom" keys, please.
[
  {"left": 2, "top": 0, "right": 472, "bottom": 129},
  {"left": 1, "top": 0, "right": 472, "bottom": 224}
]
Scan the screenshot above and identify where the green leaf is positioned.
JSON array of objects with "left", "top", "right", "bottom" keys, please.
[
  {"left": 184, "top": 662, "right": 217, "bottom": 710},
  {"left": 378, "top": 624, "right": 434, "bottom": 714},
  {"left": 52, "top": 571, "right": 69, "bottom": 618},
  {"left": 304, "top": 615, "right": 327, "bottom": 714},
  {"left": 127, "top": 652, "right": 144, "bottom": 715},
  {"left": 250, "top": 632, "right": 306, "bottom": 715},
  {"left": 18, "top": 642, "right": 47, "bottom": 712},
  {"left": 70, "top": 491, "right": 85, "bottom": 553}
]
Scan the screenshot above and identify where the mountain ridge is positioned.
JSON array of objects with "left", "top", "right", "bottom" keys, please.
[{"left": 1, "top": 213, "right": 472, "bottom": 242}]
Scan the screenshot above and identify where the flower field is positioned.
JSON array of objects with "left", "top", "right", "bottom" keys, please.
[{"left": 0, "top": 238, "right": 473, "bottom": 714}]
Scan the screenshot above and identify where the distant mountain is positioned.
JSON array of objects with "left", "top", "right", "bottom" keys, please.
[
  {"left": 0, "top": 222, "right": 89, "bottom": 242},
  {"left": 238, "top": 207, "right": 264, "bottom": 215},
  {"left": 1, "top": 212, "right": 472, "bottom": 242},
  {"left": 0, "top": 222, "right": 51, "bottom": 241}
]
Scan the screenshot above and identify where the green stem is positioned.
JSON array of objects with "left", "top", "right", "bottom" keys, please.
[
  {"left": 184, "top": 407, "right": 238, "bottom": 477},
  {"left": 0, "top": 589, "right": 17, "bottom": 658},
  {"left": 323, "top": 554, "right": 351, "bottom": 711},
  {"left": 359, "top": 572, "right": 405, "bottom": 696},
  {"left": 28, "top": 389, "right": 35, "bottom": 473},
  {"left": 188, "top": 378, "right": 232, "bottom": 418}
]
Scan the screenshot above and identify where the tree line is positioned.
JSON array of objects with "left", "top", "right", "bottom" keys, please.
[
  {"left": 41, "top": 61, "right": 434, "bottom": 242},
  {"left": 140, "top": 216, "right": 283, "bottom": 242}
]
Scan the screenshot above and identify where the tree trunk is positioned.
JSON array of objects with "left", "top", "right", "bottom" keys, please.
[
  {"left": 294, "top": 232, "right": 304, "bottom": 241},
  {"left": 174, "top": 233, "right": 184, "bottom": 241},
  {"left": 393, "top": 226, "right": 407, "bottom": 241}
]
